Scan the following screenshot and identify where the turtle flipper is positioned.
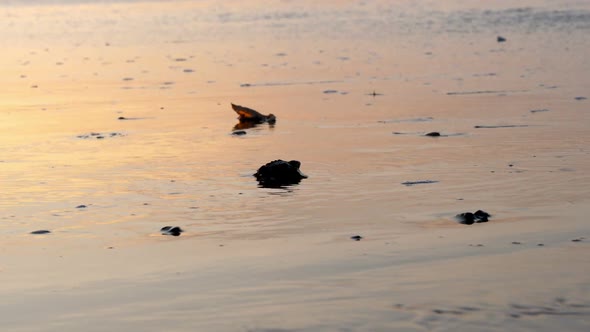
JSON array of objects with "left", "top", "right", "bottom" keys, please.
[{"left": 231, "top": 103, "right": 264, "bottom": 120}]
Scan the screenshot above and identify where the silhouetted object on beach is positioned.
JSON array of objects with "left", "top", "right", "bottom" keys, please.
[
  {"left": 161, "top": 226, "right": 183, "bottom": 236},
  {"left": 401, "top": 180, "right": 439, "bottom": 186},
  {"left": 350, "top": 235, "right": 363, "bottom": 241},
  {"left": 456, "top": 210, "right": 491, "bottom": 225},
  {"left": 425, "top": 132, "right": 441, "bottom": 137},
  {"left": 30, "top": 230, "right": 51, "bottom": 235},
  {"left": 231, "top": 103, "right": 276, "bottom": 124},
  {"left": 497, "top": 36, "right": 506, "bottom": 42},
  {"left": 231, "top": 130, "right": 247, "bottom": 136},
  {"left": 254, "top": 160, "right": 307, "bottom": 188}
]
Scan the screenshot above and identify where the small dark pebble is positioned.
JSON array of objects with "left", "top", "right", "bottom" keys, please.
[
  {"left": 30, "top": 230, "right": 51, "bottom": 235},
  {"left": 571, "top": 238, "right": 584, "bottom": 242},
  {"left": 350, "top": 235, "right": 363, "bottom": 241},
  {"left": 232, "top": 130, "right": 247, "bottom": 136},
  {"left": 161, "top": 226, "right": 183, "bottom": 236},
  {"left": 76, "top": 205, "right": 87, "bottom": 209},
  {"left": 96, "top": 136, "right": 104, "bottom": 139},
  {"left": 118, "top": 116, "right": 126, "bottom": 120},
  {"left": 425, "top": 132, "right": 441, "bottom": 137},
  {"left": 537, "top": 243, "right": 545, "bottom": 246},
  {"left": 497, "top": 36, "right": 507, "bottom": 42},
  {"left": 574, "top": 96, "right": 587, "bottom": 101}
]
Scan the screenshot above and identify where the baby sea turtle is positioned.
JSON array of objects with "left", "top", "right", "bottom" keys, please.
[
  {"left": 456, "top": 210, "right": 491, "bottom": 225},
  {"left": 231, "top": 103, "right": 276, "bottom": 124},
  {"left": 161, "top": 226, "right": 183, "bottom": 236},
  {"left": 254, "top": 159, "right": 307, "bottom": 188}
]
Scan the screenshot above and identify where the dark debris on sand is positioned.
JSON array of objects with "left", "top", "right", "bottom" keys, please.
[
  {"left": 77, "top": 132, "right": 125, "bottom": 139},
  {"left": 30, "top": 230, "right": 51, "bottom": 235}
]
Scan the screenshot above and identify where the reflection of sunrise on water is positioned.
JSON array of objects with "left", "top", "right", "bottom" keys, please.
[{"left": 0, "top": 1, "right": 589, "bottom": 331}]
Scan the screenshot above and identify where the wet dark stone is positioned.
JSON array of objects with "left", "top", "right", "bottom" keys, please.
[
  {"left": 30, "top": 230, "right": 51, "bottom": 235},
  {"left": 425, "top": 132, "right": 441, "bottom": 137},
  {"left": 254, "top": 159, "right": 307, "bottom": 188},
  {"left": 497, "top": 36, "right": 507, "bottom": 42},
  {"left": 76, "top": 205, "right": 87, "bottom": 209},
  {"left": 350, "top": 235, "right": 363, "bottom": 241},
  {"left": 456, "top": 210, "right": 491, "bottom": 225},
  {"left": 161, "top": 226, "right": 183, "bottom": 236},
  {"left": 232, "top": 130, "right": 247, "bottom": 136}
]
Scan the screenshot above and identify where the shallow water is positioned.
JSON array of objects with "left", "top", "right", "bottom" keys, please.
[{"left": 1, "top": 1, "right": 589, "bottom": 331}]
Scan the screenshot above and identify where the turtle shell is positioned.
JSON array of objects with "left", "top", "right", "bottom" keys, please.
[{"left": 254, "top": 159, "right": 307, "bottom": 187}]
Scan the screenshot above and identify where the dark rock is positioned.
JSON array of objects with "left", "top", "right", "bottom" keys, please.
[
  {"left": 497, "top": 36, "right": 507, "bottom": 42},
  {"left": 231, "top": 103, "right": 276, "bottom": 124},
  {"left": 232, "top": 130, "right": 247, "bottom": 136},
  {"left": 76, "top": 205, "right": 87, "bottom": 209},
  {"left": 161, "top": 226, "right": 183, "bottom": 236},
  {"left": 574, "top": 96, "right": 587, "bottom": 101},
  {"left": 118, "top": 116, "right": 126, "bottom": 120},
  {"left": 425, "top": 132, "right": 441, "bottom": 137},
  {"left": 350, "top": 235, "right": 363, "bottom": 241},
  {"left": 254, "top": 159, "right": 307, "bottom": 188},
  {"left": 30, "top": 230, "right": 51, "bottom": 235}
]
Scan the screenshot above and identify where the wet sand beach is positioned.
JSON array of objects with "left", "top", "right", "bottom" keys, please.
[{"left": 1, "top": 0, "right": 589, "bottom": 331}]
